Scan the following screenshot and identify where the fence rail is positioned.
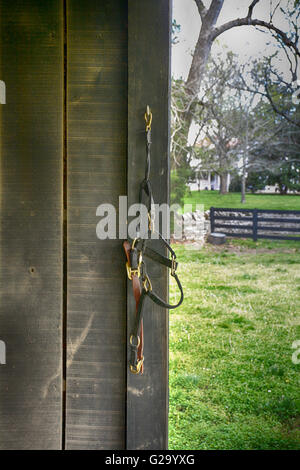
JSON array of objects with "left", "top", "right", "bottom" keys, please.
[{"left": 210, "top": 207, "right": 300, "bottom": 241}]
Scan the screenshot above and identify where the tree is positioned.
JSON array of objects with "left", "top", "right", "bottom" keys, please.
[
  {"left": 172, "top": 0, "right": 300, "bottom": 171},
  {"left": 186, "top": 0, "right": 300, "bottom": 100},
  {"left": 251, "top": 103, "right": 300, "bottom": 193},
  {"left": 181, "top": 53, "right": 286, "bottom": 200},
  {"left": 171, "top": 52, "right": 240, "bottom": 195},
  {"left": 246, "top": 171, "right": 269, "bottom": 193},
  {"left": 231, "top": 92, "right": 287, "bottom": 203},
  {"left": 228, "top": 35, "right": 300, "bottom": 196},
  {"left": 233, "top": 52, "right": 300, "bottom": 129}
]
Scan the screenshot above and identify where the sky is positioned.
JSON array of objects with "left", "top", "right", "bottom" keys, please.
[{"left": 172, "top": 0, "right": 294, "bottom": 80}]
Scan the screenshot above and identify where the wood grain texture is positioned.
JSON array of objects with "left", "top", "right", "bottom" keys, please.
[
  {"left": 127, "top": 0, "right": 172, "bottom": 450},
  {"left": 0, "top": 0, "right": 63, "bottom": 449},
  {"left": 65, "top": 0, "right": 127, "bottom": 450}
]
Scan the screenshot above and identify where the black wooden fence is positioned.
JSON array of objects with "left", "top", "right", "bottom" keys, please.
[{"left": 210, "top": 207, "right": 300, "bottom": 241}]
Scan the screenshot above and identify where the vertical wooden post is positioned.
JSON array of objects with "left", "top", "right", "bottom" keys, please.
[
  {"left": 65, "top": 0, "right": 128, "bottom": 450},
  {"left": 0, "top": 0, "right": 63, "bottom": 449},
  {"left": 127, "top": 0, "right": 172, "bottom": 450},
  {"left": 253, "top": 209, "right": 258, "bottom": 242},
  {"left": 210, "top": 207, "right": 215, "bottom": 233}
]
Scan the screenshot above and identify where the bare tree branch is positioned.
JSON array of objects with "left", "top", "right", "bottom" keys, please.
[
  {"left": 194, "top": 0, "right": 207, "bottom": 19},
  {"left": 211, "top": 18, "right": 300, "bottom": 58},
  {"left": 172, "top": 0, "right": 300, "bottom": 190},
  {"left": 247, "top": 0, "right": 261, "bottom": 19}
]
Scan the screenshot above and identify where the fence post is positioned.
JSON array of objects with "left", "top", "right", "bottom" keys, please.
[
  {"left": 253, "top": 209, "right": 258, "bottom": 241},
  {"left": 210, "top": 207, "right": 215, "bottom": 233}
]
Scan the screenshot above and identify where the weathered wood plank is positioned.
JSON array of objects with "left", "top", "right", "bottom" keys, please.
[
  {"left": 127, "top": 0, "right": 171, "bottom": 450},
  {"left": 0, "top": 0, "right": 63, "bottom": 449},
  {"left": 65, "top": 0, "right": 127, "bottom": 450}
]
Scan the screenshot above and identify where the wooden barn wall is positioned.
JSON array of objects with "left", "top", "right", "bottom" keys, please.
[
  {"left": 65, "top": 0, "right": 128, "bottom": 450},
  {"left": 0, "top": 0, "right": 63, "bottom": 449},
  {"left": 127, "top": 0, "right": 171, "bottom": 450},
  {"left": 0, "top": 0, "right": 170, "bottom": 450}
]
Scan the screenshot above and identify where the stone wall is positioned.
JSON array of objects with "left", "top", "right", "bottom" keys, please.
[{"left": 173, "top": 210, "right": 211, "bottom": 242}]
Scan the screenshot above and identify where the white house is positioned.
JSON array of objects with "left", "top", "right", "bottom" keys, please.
[
  {"left": 188, "top": 170, "right": 231, "bottom": 192},
  {"left": 187, "top": 135, "right": 232, "bottom": 192}
]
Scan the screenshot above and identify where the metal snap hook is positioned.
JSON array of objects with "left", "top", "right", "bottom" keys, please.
[{"left": 144, "top": 105, "right": 152, "bottom": 132}]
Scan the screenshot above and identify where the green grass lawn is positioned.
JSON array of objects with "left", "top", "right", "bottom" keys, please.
[
  {"left": 169, "top": 239, "right": 300, "bottom": 450},
  {"left": 184, "top": 190, "right": 300, "bottom": 212}
]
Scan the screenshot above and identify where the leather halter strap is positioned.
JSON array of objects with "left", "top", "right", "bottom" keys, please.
[
  {"left": 142, "top": 234, "right": 183, "bottom": 310},
  {"left": 125, "top": 106, "right": 183, "bottom": 375},
  {"left": 124, "top": 235, "right": 184, "bottom": 374},
  {"left": 123, "top": 240, "right": 144, "bottom": 374}
]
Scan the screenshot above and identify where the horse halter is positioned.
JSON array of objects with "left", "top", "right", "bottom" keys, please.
[{"left": 123, "top": 106, "right": 184, "bottom": 375}]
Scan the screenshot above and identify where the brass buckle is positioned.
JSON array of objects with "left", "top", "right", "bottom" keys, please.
[
  {"left": 129, "top": 336, "right": 143, "bottom": 374},
  {"left": 126, "top": 247, "right": 142, "bottom": 281},
  {"left": 142, "top": 274, "right": 152, "bottom": 292},
  {"left": 171, "top": 255, "right": 177, "bottom": 276},
  {"left": 130, "top": 335, "right": 140, "bottom": 348},
  {"left": 126, "top": 262, "right": 140, "bottom": 281},
  {"left": 130, "top": 357, "right": 144, "bottom": 374}
]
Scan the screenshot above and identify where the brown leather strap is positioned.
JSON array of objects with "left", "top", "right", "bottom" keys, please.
[{"left": 123, "top": 240, "right": 144, "bottom": 374}]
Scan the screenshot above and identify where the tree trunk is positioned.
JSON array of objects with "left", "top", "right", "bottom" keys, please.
[
  {"left": 185, "top": 0, "right": 224, "bottom": 97},
  {"left": 181, "top": 1, "right": 225, "bottom": 161},
  {"left": 241, "top": 174, "right": 246, "bottom": 203},
  {"left": 279, "top": 184, "right": 288, "bottom": 195},
  {"left": 219, "top": 173, "right": 228, "bottom": 194}
]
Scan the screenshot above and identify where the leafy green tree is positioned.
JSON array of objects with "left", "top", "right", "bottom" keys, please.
[{"left": 246, "top": 171, "right": 269, "bottom": 193}]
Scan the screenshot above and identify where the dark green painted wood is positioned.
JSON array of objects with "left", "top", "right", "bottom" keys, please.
[
  {"left": 0, "top": 0, "right": 171, "bottom": 449},
  {"left": 66, "top": 0, "right": 127, "bottom": 450},
  {"left": 127, "top": 0, "right": 171, "bottom": 450},
  {"left": 0, "top": 0, "right": 63, "bottom": 449}
]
